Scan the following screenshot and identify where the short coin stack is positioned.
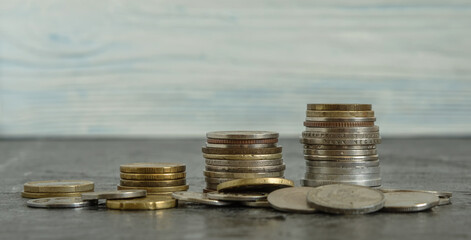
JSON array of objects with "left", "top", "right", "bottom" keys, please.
[
  {"left": 22, "top": 180, "right": 94, "bottom": 199},
  {"left": 301, "top": 104, "right": 382, "bottom": 187},
  {"left": 202, "top": 131, "right": 285, "bottom": 192},
  {"left": 118, "top": 163, "right": 189, "bottom": 195}
]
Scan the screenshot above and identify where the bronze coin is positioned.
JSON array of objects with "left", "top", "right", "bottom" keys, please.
[
  {"left": 304, "top": 121, "right": 374, "bottom": 127},
  {"left": 201, "top": 147, "right": 282, "bottom": 154}
]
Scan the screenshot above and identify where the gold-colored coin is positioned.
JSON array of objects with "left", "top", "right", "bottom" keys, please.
[
  {"left": 120, "top": 172, "right": 186, "bottom": 180},
  {"left": 23, "top": 180, "right": 94, "bottom": 193},
  {"left": 217, "top": 178, "right": 294, "bottom": 192},
  {"left": 21, "top": 191, "right": 92, "bottom": 199},
  {"left": 203, "top": 153, "right": 282, "bottom": 160},
  {"left": 202, "top": 147, "right": 282, "bottom": 155},
  {"left": 120, "top": 163, "right": 186, "bottom": 173},
  {"left": 106, "top": 195, "right": 176, "bottom": 210},
  {"left": 307, "top": 104, "right": 372, "bottom": 111},
  {"left": 204, "top": 171, "right": 284, "bottom": 179},
  {"left": 117, "top": 184, "right": 189, "bottom": 193},
  {"left": 205, "top": 164, "right": 286, "bottom": 173},
  {"left": 306, "top": 110, "right": 375, "bottom": 117},
  {"left": 120, "top": 179, "right": 186, "bottom": 187}
]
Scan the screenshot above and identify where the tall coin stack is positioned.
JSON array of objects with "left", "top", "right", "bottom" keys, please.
[
  {"left": 118, "top": 163, "right": 189, "bottom": 195},
  {"left": 202, "top": 131, "right": 285, "bottom": 192},
  {"left": 301, "top": 104, "right": 382, "bottom": 187}
]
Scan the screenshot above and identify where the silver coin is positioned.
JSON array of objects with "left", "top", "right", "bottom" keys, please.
[
  {"left": 267, "top": 187, "right": 317, "bottom": 213},
  {"left": 27, "top": 197, "right": 98, "bottom": 208},
  {"left": 207, "top": 192, "right": 268, "bottom": 201},
  {"left": 171, "top": 191, "right": 233, "bottom": 206},
  {"left": 383, "top": 192, "right": 439, "bottom": 212},
  {"left": 205, "top": 177, "right": 235, "bottom": 184},
  {"left": 81, "top": 190, "right": 147, "bottom": 200},
  {"left": 240, "top": 200, "right": 271, "bottom": 208},
  {"left": 301, "top": 138, "right": 382, "bottom": 145},
  {"left": 305, "top": 117, "right": 376, "bottom": 122},
  {"left": 205, "top": 164, "right": 286, "bottom": 173},
  {"left": 306, "top": 166, "right": 380, "bottom": 174},
  {"left": 305, "top": 155, "right": 379, "bottom": 161},
  {"left": 303, "top": 149, "right": 377, "bottom": 156},
  {"left": 304, "top": 144, "right": 376, "bottom": 150},
  {"left": 205, "top": 159, "right": 284, "bottom": 167},
  {"left": 206, "top": 131, "right": 279, "bottom": 140},
  {"left": 305, "top": 160, "right": 380, "bottom": 168},
  {"left": 438, "top": 197, "right": 452, "bottom": 206},
  {"left": 306, "top": 184, "right": 385, "bottom": 214},
  {"left": 305, "top": 126, "right": 379, "bottom": 133},
  {"left": 206, "top": 143, "right": 278, "bottom": 149},
  {"left": 305, "top": 173, "right": 381, "bottom": 181},
  {"left": 301, "top": 178, "right": 382, "bottom": 187},
  {"left": 379, "top": 189, "right": 452, "bottom": 198},
  {"left": 302, "top": 132, "right": 380, "bottom": 139}
]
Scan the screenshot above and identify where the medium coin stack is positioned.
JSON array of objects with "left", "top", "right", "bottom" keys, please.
[
  {"left": 202, "top": 131, "right": 285, "bottom": 192},
  {"left": 22, "top": 180, "right": 94, "bottom": 199},
  {"left": 118, "top": 163, "right": 189, "bottom": 195},
  {"left": 301, "top": 104, "right": 382, "bottom": 187}
]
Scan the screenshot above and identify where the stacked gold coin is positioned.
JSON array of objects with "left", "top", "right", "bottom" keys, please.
[
  {"left": 301, "top": 104, "right": 381, "bottom": 187},
  {"left": 22, "top": 180, "right": 94, "bottom": 199},
  {"left": 202, "top": 131, "right": 285, "bottom": 192},
  {"left": 118, "top": 163, "right": 189, "bottom": 195}
]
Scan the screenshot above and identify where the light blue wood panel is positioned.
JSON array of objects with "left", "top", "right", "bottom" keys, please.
[{"left": 1, "top": 0, "right": 470, "bottom": 137}]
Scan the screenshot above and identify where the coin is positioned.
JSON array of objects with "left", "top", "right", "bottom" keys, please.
[
  {"left": 267, "top": 187, "right": 317, "bottom": 213},
  {"left": 204, "top": 171, "right": 284, "bottom": 179},
  {"left": 206, "top": 131, "right": 279, "bottom": 140},
  {"left": 303, "top": 149, "right": 377, "bottom": 156},
  {"left": 120, "top": 172, "right": 186, "bottom": 180},
  {"left": 117, "top": 185, "right": 189, "bottom": 193},
  {"left": 205, "top": 159, "right": 284, "bottom": 167},
  {"left": 23, "top": 180, "right": 94, "bottom": 193},
  {"left": 438, "top": 197, "right": 452, "bottom": 206},
  {"left": 305, "top": 117, "right": 376, "bottom": 122},
  {"left": 306, "top": 167, "right": 380, "bottom": 174},
  {"left": 302, "top": 132, "right": 380, "bottom": 139},
  {"left": 21, "top": 191, "right": 93, "bottom": 199},
  {"left": 120, "top": 163, "right": 186, "bottom": 174},
  {"left": 301, "top": 138, "right": 382, "bottom": 145},
  {"left": 206, "top": 183, "right": 219, "bottom": 190},
  {"left": 304, "top": 155, "right": 379, "bottom": 161},
  {"left": 307, "top": 104, "right": 372, "bottom": 111},
  {"left": 305, "top": 173, "right": 381, "bottom": 180},
  {"left": 205, "top": 164, "right": 286, "bottom": 173},
  {"left": 120, "top": 179, "right": 186, "bottom": 187},
  {"left": 301, "top": 179, "right": 382, "bottom": 187},
  {"left": 304, "top": 121, "right": 374, "bottom": 128},
  {"left": 304, "top": 144, "right": 376, "bottom": 150},
  {"left": 106, "top": 196, "right": 176, "bottom": 210},
  {"left": 382, "top": 192, "right": 439, "bottom": 212},
  {"left": 305, "top": 126, "right": 379, "bottom": 133},
  {"left": 205, "top": 177, "right": 234, "bottom": 184},
  {"left": 205, "top": 143, "right": 278, "bottom": 149},
  {"left": 207, "top": 192, "right": 268, "bottom": 201},
  {"left": 379, "top": 189, "right": 452, "bottom": 198},
  {"left": 203, "top": 153, "right": 282, "bottom": 160},
  {"left": 305, "top": 160, "right": 380, "bottom": 168},
  {"left": 306, "top": 184, "right": 385, "bottom": 214},
  {"left": 202, "top": 147, "right": 282, "bottom": 154},
  {"left": 172, "top": 191, "right": 233, "bottom": 206},
  {"left": 203, "top": 188, "right": 216, "bottom": 193},
  {"left": 306, "top": 110, "right": 375, "bottom": 117},
  {"left": 240, "top": 200, "right": 271, "bottom": 208},
  {"left": 81, "top": 190, "right": 147, "bottom": 200},
  {"left": 206, "top": 138, "right": 278, "bottom": 144},
  {"left": 217, "top": 178, "right": 294, "bottom": 192},
  {"left": 27, "top": 197, "right": 98, "bottom": 208}
]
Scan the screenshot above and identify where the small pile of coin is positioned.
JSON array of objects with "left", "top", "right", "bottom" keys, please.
[
  {"left": 301, "top": 104, "right": 382, "bottom": 187},
  {"left": 202, "top": 131, "right": 285, "bottom": 192},
  {"left": 118, "top": 163, "right": 189, "bottom": 195},
  {"left": 22, "top": 180, "right": 94, "bottom": 199}
]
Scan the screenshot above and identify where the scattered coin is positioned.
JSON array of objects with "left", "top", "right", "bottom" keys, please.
[
  {"left": 239, "top": 200, "right": 271, "bottom": 208},
  {"left": 267, "top": 187, "right": 317, "bottom": 213},
  {"left": 120, "top": 172, "right": 186, "bottom": 180},
  {"left": 27, "top": 197, "right": 98, "bottom": 208},
  {"left": 438, "top": 197, "right": 452, "bottom": 206},
  {"left": 106, "top": 196, "right": 176, "bottom": 210},
  {"left": 379, "top": 189, "right": 452, "bottom": 198},
  {"left": 207, "top": 192, "right": 268, "bottom": 201},
  {"left": 21, "top": 191, "right": 92, "bottom": 199},
  {"left": 382, "top": 191, "right": 440, "bottom": 212},
  {"left": 217, "top": 178, "right": 294, "bottom": 192},
  {"left": 81, "top": 190, "right": 147, "bottom": 200},
  {"left": 172, "top": 191, "right": 233, "bottom": 206},
  {"left": 23, "top": 180, "right": 94, "bottom": 193},
  {"left": 120, "top": 179, "right": 186, "bottom": 187},
  {"left": 207, "top": 131, "right": 279, "bottom": 140},
  {"left": 306, "top": 184, "right": 385, "bottom": 214},
  {"left": 120, "top": 163, "right": 186, "bottom": 174},
  {"left": 203, "top": 153, "right": 283, "bottom": 160}
]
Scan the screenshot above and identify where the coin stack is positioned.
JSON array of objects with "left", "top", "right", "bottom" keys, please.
[
  {"left": 22, "top": 180, "right": 94, "bottom": 199},
  {"left": 118, "top": 163, "right": 189, "bottom": 195},
  {"left": 202, "top": 131, "right": 285, "bottom": 192},
  {"left": 301, "top": 104, "right": 382, "bottom": 187}
]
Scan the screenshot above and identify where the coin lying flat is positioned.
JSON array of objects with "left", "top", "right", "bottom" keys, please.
[
  {"left": 207, "top": 138, "right": 278, "bottom": 144},
  {"left": 204, "top": 171, "right": 284, "bottom": 179},
  {"left": 382, "top": 192, "right": 440, "bottom": 212},
  {"left": 305, "top": 126, "right": 379, "bottom": 133},
  {"left": 206, "top": 131, "right": 279, "bottom": 140},
  {"left": 304, "top": 173, "right": 381, "bottom": 181},
  {"left": 379, "top": 189, "right": 452, "bottom": 198},
  {"left": 205, "top": 159, "right": 284, "bottom": 167},
  {"left": 21, "top": 191, "right": 93, "bottom": 199},
  {"left": 301, "top": 178, "right": 382, "bottom": 187},
  {"left": 27, "top": 197, "right": 98, "bottom": 208},
  {"left": 306, "top": 184, "right": 385, "bottom": 214},
  {"left": 171, "top": 191, "right": 233, "bottom": 206},
  {"left": 305, "top": 117, "right": 376, "bottom": 122},
  {"left": 305, "top": 160, "right": 380, "bottom": 168},
  {"left": 207, "top": 192, "right": 268, "bottom": 201},
  {"left": 106, "top": 196, "right": 176, "bottom": 210},
  {"left": 81, "top": 190, "right": 147, "bottom": 200},
  {"left": 205, "top": 164, "right": 286, "bottom": 173},
  {"left": 240, "top": 200, "right": 271, "bottom": 208},
  {"left": 202, "top": 147, "right": 283, "bottom": 155},
  {"left": 304, "top": 155, "right": 379, "bottom": 161},
  {"left": 120, "top": 163, "right": 186, "bottom": 174},
  {"left": 301, "top": 138, "right": 381, "bottom": 145},
  {"left": 217, "top": 178, "right": 294, "bottom": 192},
  {"left": 306, "top": 167, "right": 380, "bottom": 174},
  {"left": 438, "top": 197, "right": 452, "bottom": 206},
  {"left": 205, "top": 143, "right": 278, "bottom": 149},
  {"left": 206, "top": 183, "right": 220, "bottom": 190},
  {"left": 306, "top": 110, "right": 375, "bottom": 117},
  {"left": 303, "top": 149, "right": 378, "bottom": 156},
  {"left": 304, "top": 121, "right": 375, "bottom": 128},
  {"left": 203, "top": 153, "right": 282, "bottom": 160},
  {"left": 120, "top": 179, "right": 186, "bottom": 187},
  {"left": 23, "top": 180, "right": 94, "bottom": 193},
  {"left": 307, "top": 104, "right": 372, "bottom": 111},
  {"left": 304, "top": 144, "right": 376, "bottom": 150},
  {"left": 117, "top": 185, "right": 189, "bottom": 193},
  {"left": 268, "top": 187, "right": 317, "bottom": 213},
  {"left": 120, "top": 172, "right": 186, "bottom": 180},
  {"left": 205, "top": 177, "right": 235, "bottom": 184}
]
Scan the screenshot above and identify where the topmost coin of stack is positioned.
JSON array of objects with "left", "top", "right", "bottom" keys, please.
[
  {"left": 301, "top": 104, "right": 382, "bottom": 187},
  {"left": 202, "top": 131, "right": 285, "bottom": 192}
]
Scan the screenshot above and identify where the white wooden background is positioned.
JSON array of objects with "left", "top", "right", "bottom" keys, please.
[{"left": 1, "top": 0, "right": 470, "bottom": 137}]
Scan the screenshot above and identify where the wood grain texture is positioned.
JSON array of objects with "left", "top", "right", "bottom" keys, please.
[{"left": 1, "top": 0, "right": 470, "bottom": 137}]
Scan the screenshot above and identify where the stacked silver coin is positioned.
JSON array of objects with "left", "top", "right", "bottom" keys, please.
[
  {"left": 301, "top": 104, "right": 382, "bottom": 187},
  {"left": 202, "top": 131, "right": 285, "bottom": 192}
]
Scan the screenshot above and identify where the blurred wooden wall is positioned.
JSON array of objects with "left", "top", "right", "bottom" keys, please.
[{"left": 1, "top": 0, "right": 470, "bottom": 137}]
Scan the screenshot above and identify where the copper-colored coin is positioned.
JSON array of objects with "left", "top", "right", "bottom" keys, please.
[
  {"left": 202, "top": 147, "right": 282, "bottom": 154},
  {"left": 206, "top": 138, "right": 278, "bottom": 144},
  {"left": 120, "top": 179, "right": 186, "bottom": 187},
  {"left": 304, "top": 121, "right": 374, "bottom": 127},
  {"left": 306, "top": 110, "right": 375, "bottom": 117},
  {"left": 307, "top": 104, "right": 372, "bottom": 111},
  {"left": 120, "top": 163, "right": 186, "bottom": 174},
  {"left": 120, "top": 172, "right": 186, "bottom": 180}
]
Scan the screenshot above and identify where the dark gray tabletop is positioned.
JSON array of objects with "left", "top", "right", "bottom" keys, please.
[{"left": 1, "top": 138, "right": 470, "bottom": 240}]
